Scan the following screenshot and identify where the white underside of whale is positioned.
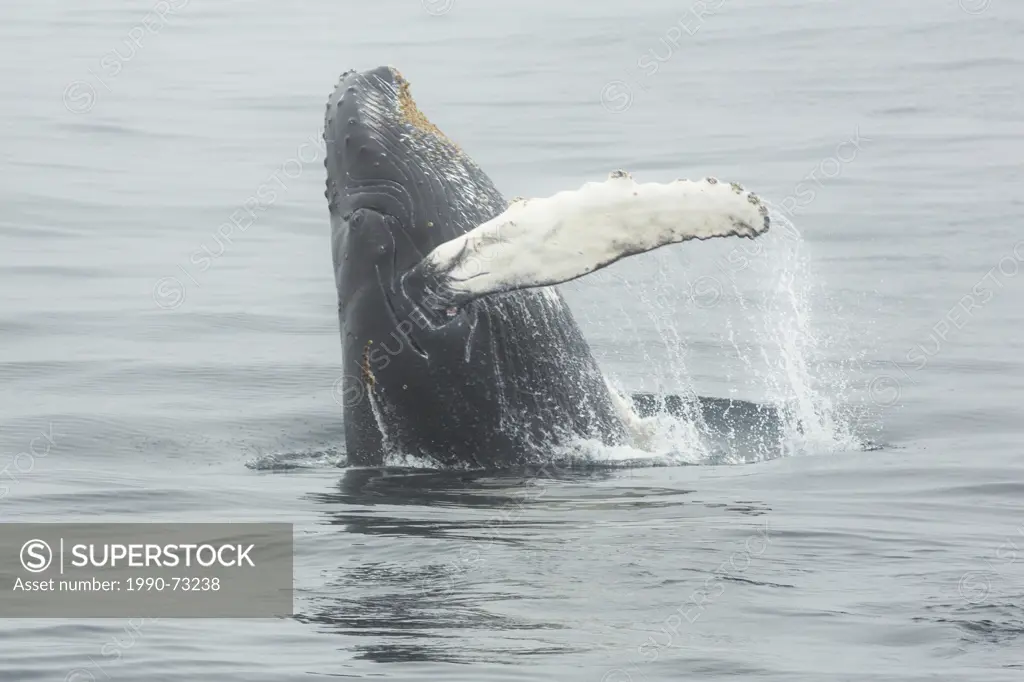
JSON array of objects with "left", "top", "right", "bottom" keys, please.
[{"left": 422, "top": 171, "right": 771, "bottom": 301}]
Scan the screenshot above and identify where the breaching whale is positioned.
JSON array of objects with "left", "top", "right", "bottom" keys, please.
[{"left": 324, "top": 66, "right": 770, "bottom": 468}]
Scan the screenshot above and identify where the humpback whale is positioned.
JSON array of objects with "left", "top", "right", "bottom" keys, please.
[{"left": 324, "top": 66, "right": 770, "bottom": 468}]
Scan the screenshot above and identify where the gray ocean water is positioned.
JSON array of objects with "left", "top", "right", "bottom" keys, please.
[{"left": 2, "top": 0, "right": 1023, "bottom": 680}]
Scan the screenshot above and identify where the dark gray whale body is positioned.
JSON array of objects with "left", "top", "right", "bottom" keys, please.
[{"left": 324, "top": 66, "right": 627, "bottom": 468}]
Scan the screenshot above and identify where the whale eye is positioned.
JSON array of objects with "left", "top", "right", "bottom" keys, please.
[{"left": 346, "top": 209, "right": 396, "bottom": 264}]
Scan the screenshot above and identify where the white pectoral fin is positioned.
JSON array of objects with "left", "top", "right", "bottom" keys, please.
[{"left": 412, "top": 171, "right": 771, "bottom": 307}]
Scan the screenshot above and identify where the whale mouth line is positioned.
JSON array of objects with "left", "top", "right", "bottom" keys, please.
[{"left": 376, "top": 265, "right": 429, "bottom": 360}]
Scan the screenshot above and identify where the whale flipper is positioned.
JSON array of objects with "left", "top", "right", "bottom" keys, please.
[{"left": 405, "top": 172, "right": 770, "bottom": 310}]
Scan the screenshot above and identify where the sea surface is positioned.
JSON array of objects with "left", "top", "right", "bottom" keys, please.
[{"left": 2, "top": 0, "right": 1023, "bottom": 680}]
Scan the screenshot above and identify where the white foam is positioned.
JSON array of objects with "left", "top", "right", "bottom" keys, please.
[
  {"left": 424, "top": 172, "right": 771, "bottom": 300},
  {"left": 599, "top": 377, "right": 710, "bottom": 464}
]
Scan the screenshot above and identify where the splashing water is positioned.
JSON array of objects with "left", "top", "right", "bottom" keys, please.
[
  {"left": 749, "top": 213, "right": 865, "bottom": 455},
  {"left": 600, "top": 210, "right": 868, "bottom": 466}
]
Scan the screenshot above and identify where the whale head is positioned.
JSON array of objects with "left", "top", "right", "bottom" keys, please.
[
  {"left": 322, "top": 67, "right": 624, "bottom": 467},
  {"left": 323, "top": 67, "right": 513, "bottom": 465},
  {"left": 324, "top": 66, "right": 505, "bottom": 296}
]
